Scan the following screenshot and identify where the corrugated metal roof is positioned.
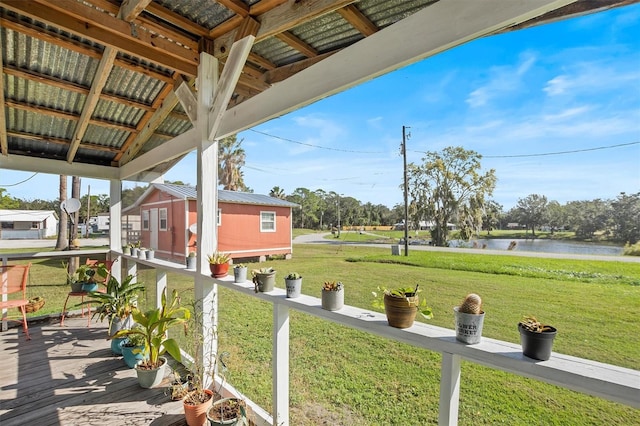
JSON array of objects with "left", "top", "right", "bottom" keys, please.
[
  {"left": 154, "top": 183, "right": 299, "bottom": 208},
  {"left": 1, "top": 0, "right": 632, "bottom": 179}
]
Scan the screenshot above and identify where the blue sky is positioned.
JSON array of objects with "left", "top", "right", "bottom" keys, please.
[{"left": 2, "top": 4, "right": 639, "bottom": 211}]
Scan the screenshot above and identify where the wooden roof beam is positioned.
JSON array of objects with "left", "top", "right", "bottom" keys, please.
[
  {"left": 67, "top": 46, "right": 117, "bottom": 163},
  {"left": 4, "top": 65, "right": 156, "bottom": 112},
  {"left": 218, "top": 0, "right": 250, "bottom": 17},
  {"left": 4, "top": 100, "right": 139, "bottom": 133},
  {"left": 7, "top": 130, "right": 120, "bottom": 153},
  {"left": 118, "top": 0, "right": 153, "bottom": 22},
  {"left": 1, "top": 0, "right": 198, "bottom": 76},
  {"left": 117, "top": 81, "right": 178, "bottom": 164},
  {"left": 1, "top": 15, "right": 175, "bottom": 84},
  {"left": 213, "top": 0, "right": 356, "bottom": 58},
  {"left": 337, "top": 4, "right": 378, "bottom": 36},
  {"left": 275, "top": 31, "right": 318, "bottom": 57}
]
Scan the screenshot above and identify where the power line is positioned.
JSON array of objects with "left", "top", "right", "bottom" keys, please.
[
  {"left": 250, "top": 129, "right": 638, "bottom": 159},
  {"left": 0, "top": 172, "right": 39, "bottom": 187},
  {"left": 481, "top": 141, "right": 639, "bottom": 158},
  {"left": 249, "top": 129, "right": 385, "bottom": 154}
]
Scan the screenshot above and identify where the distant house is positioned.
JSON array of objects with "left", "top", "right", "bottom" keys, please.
[
  {"left": 0, "top": 209, "right": 58, "bottom": 239},
  {"left": 123, "top": 183, "right": 299, "bottom": 263}
]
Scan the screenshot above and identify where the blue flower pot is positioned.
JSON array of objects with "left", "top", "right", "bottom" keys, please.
[
  {"left": 122, "top": 344, "right": 146, "bottom": 368},
  {"left": 110, "top": 337, "right": 127, "bottom": 355},
  {"left": 81, "top": 283, "right": 99, "bottom": 292}
]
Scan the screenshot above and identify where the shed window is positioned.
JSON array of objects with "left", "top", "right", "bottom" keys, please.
[
  {"left": 260, "top": 211, "right": 276, "bottom": 232},
  {"left": 142, "top": 210, "right": 149, "bottom": 230},
  {"left": 159, "top": 208, "right": 168, "bottom": 231}
]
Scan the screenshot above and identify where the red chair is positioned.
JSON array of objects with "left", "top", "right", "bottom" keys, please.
[
  {"left": 0, "top": 263, "right": 32, "bottom": 340},
  {"left": 60, "top": 259, "right": 114, "bottom": 327}
]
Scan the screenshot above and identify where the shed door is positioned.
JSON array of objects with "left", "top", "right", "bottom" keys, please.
[{"left": 150, "top": 208, "right": 159, "bottom": 250}]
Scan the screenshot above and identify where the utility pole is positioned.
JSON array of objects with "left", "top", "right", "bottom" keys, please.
[
  {"left": 402, "top": 126, "right": 410, "bottom": 256},
  {"left": 85, "top": 185, "right": 91, "bottom": 237}
]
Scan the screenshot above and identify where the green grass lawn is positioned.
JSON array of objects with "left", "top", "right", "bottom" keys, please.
[{"left": 3, "top": 244, "right": 639, "bottom": 425}]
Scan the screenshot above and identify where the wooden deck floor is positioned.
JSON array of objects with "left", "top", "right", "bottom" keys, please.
[{"left": 0, "top": 317, "right": 189, "bottom": 426}]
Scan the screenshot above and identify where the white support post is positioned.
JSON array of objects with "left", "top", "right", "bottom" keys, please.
[
  {"left": 109, "top": 179, "right": 122, "bottom": 283},
  {"left": 156, "top": 269, "right": 167, "bottom": 310},
  {"left": 273, "top": 304, "right": 290, "bottom": 426},
  {"left": 195, "top": 49, "right": 219, "bottom": 386},
  {"left": 125, "top": 259, "right": 137, "bottom": 280},
  {"left": 439, "top": 352, "right": 461, "bottom": 426}
]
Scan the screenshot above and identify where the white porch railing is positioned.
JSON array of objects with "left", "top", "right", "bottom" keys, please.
[
  {"left": 4, "top": 250, "right": 639, "bottom": 426},
  {"left": 122, "top": 252, "right": 640, "bottom": 426}
]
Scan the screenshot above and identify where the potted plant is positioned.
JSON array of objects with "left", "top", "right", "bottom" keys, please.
[
  {"left": 518, "top": 315, "right": 557, "bottom": 361},
  {"left": 167, "top": 369, "right": 190, "bottom": 401},
  {"left": 284, "top": 272, "right": 302, "bottom": 298},
  {"left": 207, "top": 251, "right": 231, "bottom": 278},
  {"left": 321, "top": 281, "right": 344, "bottom": 311},
  {"left": 121, "top": 327, "right": 147, "bottom": 368},
  {"left": 252, "top": 267, "right": 276, "bottom": 292},
  {"left": 122, "top": 244, "right": 131, "bottom": 256},
  {"left": 233, "top": 264, "right": 247, "bottom": 283},
  {"left": 453, "top": 293, "right": 485, "bottom": 344},
  {"left": 186, "top": 251, "right": 197, "bottom": 270},
  {"left": 138, "top": 247, "right": 148, "bottom": 260},
  {"left": 131, "top": 241, "right": 141, "bottom": 257},
  {"left": 113, "top": 289, "right": 191, "bottom": 388},
  {"left": 181, "top": 299, "right": 246, "bottom": 426},
  {"left": 207, "top": 397, "right": 246, "bottom": 426},
  {"left": 69, "top": 262, "right": 109, "bottom": 292},
  {"left": 372, "top": 285, "right": 433, "bottom": 329},
  {"left": 146, "top": 248, "right": 155, "bottom": 260},
  {"left": 82, "top": 274, "right": 145, "bottom": 339}
]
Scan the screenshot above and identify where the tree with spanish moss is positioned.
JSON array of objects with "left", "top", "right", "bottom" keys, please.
[{"left": 407, "top": 146, "right": 496, "bottom": 247}]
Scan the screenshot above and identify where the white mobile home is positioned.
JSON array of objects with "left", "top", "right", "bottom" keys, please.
[{"left": 0, "top": 209, "right": 58, "bottom": 239}]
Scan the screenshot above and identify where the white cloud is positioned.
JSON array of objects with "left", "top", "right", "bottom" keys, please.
[{"left": 465, "top": 52, "right": 537, "bottom": 108}]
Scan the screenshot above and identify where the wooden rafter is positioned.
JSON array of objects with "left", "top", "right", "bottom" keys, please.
[
  {"left": 1, "top": 15, "right": 174, "bottom": 84},
  {"left": 0, "top": 0, "right": 199, "bottom": 76},
  {"left": 213, "top": 0, "right": 355, "bottom": 58},
  {"left": 117, "top": 81, "right": 178, "bottom": 164},
  {"left": 66, "top": 46, "right": 117, "bottom": 163},
  {"left": 118, "top": 0, "right": 153, "bottom": 22},
  {"left": 337, "top": 4, "right": 378, "bottom": 36},
  {"left": 5, "top": 100, "right": 138, "bottom": 133},
  {"left": 275, "top": 31, "right": 318, "bottom": 57},
  {"left": 7, "top": 130, "right": 119, "bottom": 153}
]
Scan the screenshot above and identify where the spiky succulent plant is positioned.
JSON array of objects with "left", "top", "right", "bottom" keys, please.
[{"left": 459, "top": 293, "right": 482, "bottom": 314}]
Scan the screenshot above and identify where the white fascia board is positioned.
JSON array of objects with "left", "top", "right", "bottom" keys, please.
[
  {"left": 0, "top": 154, "right": 118, "bottom": 180},
  {"left": 216, "top": 0, "right": 576, "bottom": 138}
]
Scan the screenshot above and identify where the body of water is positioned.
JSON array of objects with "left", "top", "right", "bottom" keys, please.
[{"left": 461, "top": 238, "right": 624, "bottom": 256}]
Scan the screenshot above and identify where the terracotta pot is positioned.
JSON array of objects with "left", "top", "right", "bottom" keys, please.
[
  {"left": 183, "top": 389, "right": 213, "bottom": 426},
  {"left": 209, "top": 262, "right": 230, "bottom": 278},
  {"left": 383, "top": 294, "right": 418, "bottom": 328}
]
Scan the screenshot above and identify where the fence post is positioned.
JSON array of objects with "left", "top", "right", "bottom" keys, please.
[
  {"left": 439, "top": 352, "right": 461, "bottom": 425},
  {"left": 273, "top": 303, "right": 290, "bottom": 425}
]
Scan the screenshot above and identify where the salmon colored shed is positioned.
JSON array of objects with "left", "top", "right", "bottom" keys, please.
[{"left": 123, "top": 183, "right": 299, "bottom": 264}]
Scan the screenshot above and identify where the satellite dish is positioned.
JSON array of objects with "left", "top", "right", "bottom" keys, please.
[
  {"left": 188, "top": 223, "right": 197, "bottom": 234},
  {"left": 60, "top": 198, "right": 81, "bottom": 213}
]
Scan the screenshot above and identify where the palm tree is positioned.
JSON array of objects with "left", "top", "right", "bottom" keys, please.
[
  {"left": 218, "top": 135, "right": 248, "bottom": 191},
  {"left": 269, "top": 186, "right": 285, "bottom": 199}
]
